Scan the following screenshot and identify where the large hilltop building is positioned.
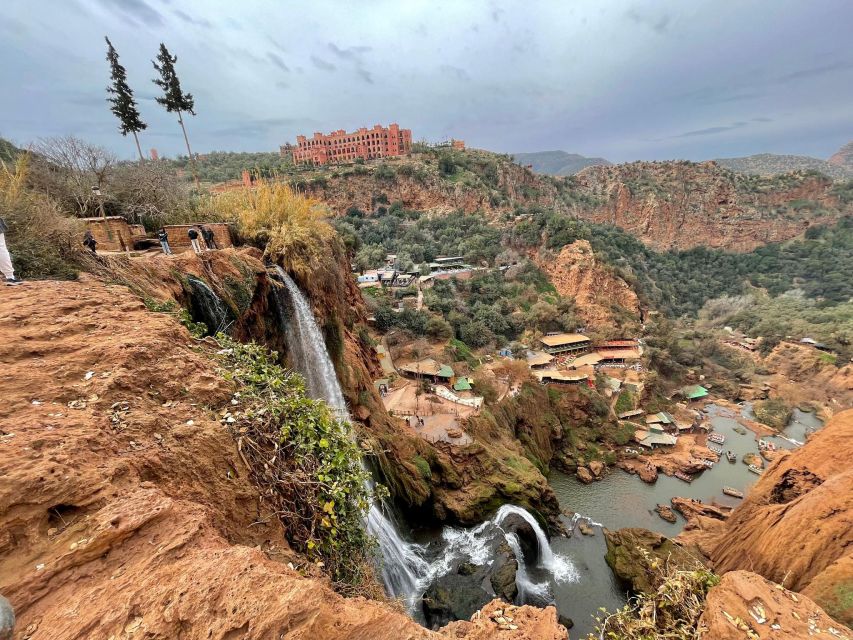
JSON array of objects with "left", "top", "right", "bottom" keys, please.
[{"left": 285, "top": 123, "right": 412, "bottom": 166}]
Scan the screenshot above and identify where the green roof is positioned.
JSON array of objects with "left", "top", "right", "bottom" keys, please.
[
  {"left": 683, "top": 385, "right": 709, "bottom": 400},
  {"left": 453, "top": 377, "right": 472, "bottom": 391},
  {"left": 437, "top": 365, "right": 454, "bottom": 378}
]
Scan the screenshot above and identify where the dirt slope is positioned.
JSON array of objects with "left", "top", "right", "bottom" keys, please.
[
  {"left": 709, "top": 409, "right": 853, "bottom": 625},
  {"left": 533, "top": 239, "right": 639, "bottom": 328},
  {"left": 700, "top": 571, "right": 851, "bottom": 639},
  {"left": 0, "top": 277, "right": 565, "bottom": 639}
]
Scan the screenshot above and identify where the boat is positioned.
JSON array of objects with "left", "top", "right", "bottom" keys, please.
[
  {"left": 723, "top": 486, "right": 744, "bottom": 498},
  {"left": 701, "top": 459, "right": 714, "bottom": 469},
  {"left": 726, "top": 451, "right": 737, "bottom": 463},
  {"left": 708, "top": 444, "right": 723, "bottom": 454},
  {"left": 748, "top": 464, "right": 763, "bottom": 475},
  {"left": 758, "top": 439, "right": 777, "bottom": 451},
  {"left": 708, "top": 432, "right": 726, "bottom": 444},
  {"left": 674, "top": 471, "right": 694, "bottom": 483}
]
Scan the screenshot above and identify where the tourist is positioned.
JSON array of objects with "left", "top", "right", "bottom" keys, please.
[
  {"left": 188, "top": 226, "right": 202, "bottom": 254},
  {"left": 201, "top": 225, "right": 217, "bottom": 250},
  {"left": 0, "top": 216, "right": 22, "bottom": 285},
  {"left": 157, "top": 228, "right": 172, "bottom": 255},
  {"left": 82, "top": 230, "right": 98, "bottom": 255}
]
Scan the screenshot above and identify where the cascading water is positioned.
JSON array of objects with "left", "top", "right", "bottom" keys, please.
[
  {"left": 270, "top": 265, "right": 579, "bottom": 615},
  {"left": 494, "top": 505, "right": 579, "bottom": 583},
  {"left": 504, "top": 532, "right": 550, "bottom": 602},
  {"left": 187, "top": 276, "right": 229, "bottom": 334},
  {"left": 272, "top": 266, "right": 428, "bottom": 606}
]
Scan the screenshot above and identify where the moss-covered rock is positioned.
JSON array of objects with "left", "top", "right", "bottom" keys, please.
[{"left": 604, "top": 527, "right": 703, "bottom": 594}]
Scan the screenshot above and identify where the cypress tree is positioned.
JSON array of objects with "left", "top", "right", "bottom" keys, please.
[
  {"left": 152, "top": 43, "right": 199, "bottom": 188},
  {"left": 105, "top": 36, "right": 146, "bottom": 162}
]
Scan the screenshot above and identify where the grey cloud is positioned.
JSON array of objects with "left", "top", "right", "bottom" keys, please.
[
  {"left": 173, "top": 9, "right": 212, "bottom": 28},
  {"left": 328, "top": 43, "right": 371, "bottom": 61},
  {"left": 775, "top": 60, "right": 853, "bottom": 83},
  {"left": 672, "top": 121, "right": 750, "bottom": 138},
  {"left": 356, "top": 68, "right": 373, "bottom": 84},
  {"left": 212, "top": 117, "right": 318, "bottom": 137},
  {"left": 310, "top": 55, "right": 336, "bottom": 71},
  {"left": 95, "top": 0, "right": 164, "bottom": 27},
  {"left": 439, "top": 65, "right": 471, "bottom": 82},
  {"left": 267, "top": 52, "right": 290, "bottom": 72},
  {"left": 752, "top": 117, "right": 772, "bottom": 123},
  {"left": 625, "top": 7, "right": 670, "bottom": 34}
]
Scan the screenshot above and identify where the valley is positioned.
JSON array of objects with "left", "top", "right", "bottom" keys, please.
[{"left": 2, "top": 127, "right": 852, "bottom": 638}]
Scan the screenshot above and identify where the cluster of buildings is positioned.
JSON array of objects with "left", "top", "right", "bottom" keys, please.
[
  {"left": 356, "top": 255, "right": 476, "bottom": 290},
  {"left": 525, "top": 334, "right": 643, "bottom": 387},
  {"left": 282, "top": 123, "right": 413, "bottom": 166}
]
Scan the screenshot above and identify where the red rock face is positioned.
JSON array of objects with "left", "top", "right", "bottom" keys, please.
[
  {"left": 533, "top": 239, "right": 640, "bottom": 329},
  {"left": 708, "top": 409, "right": 853, "bottom": 626},
  {"left": 0, "top": 274, "right": 567, "bottom": 640},
  {"left": 571, "top": 161, "right": 845, "bottom": 252},
  {"left": 700, "top": 571, "right": 852, "bottom": 640},
  {"left": 828, "top": 141, "right": 853, "bottom": 168}
]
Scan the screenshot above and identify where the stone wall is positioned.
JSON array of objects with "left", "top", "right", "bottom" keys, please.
[
  {"left": 162, "top": 223, "right": 233, "bottom": 251},
  {"left": 82, "top": 217, "right": 133, "bottom": 252}
]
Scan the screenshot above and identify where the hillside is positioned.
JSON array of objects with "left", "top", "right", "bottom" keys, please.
[
  {"left": 829, "top": 141, "right": 853, "bottom": 172},
  {"left": 715, "top": 152, "right": 852, "bottom": 179},
  {"left": 0, "top": 137, "right": 22, "bottom": 164},
  {"left": 292, "top": 149, "right": 850, "bottom": 252},
  {"left": 512, "top": 150, "right": 611, "bottom": 176}
]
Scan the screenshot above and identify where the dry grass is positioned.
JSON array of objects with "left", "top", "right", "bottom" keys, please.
[
  {"left": 587, "top": 548, "right": 719, "bottom": 639},
  {"left": 211, "top": 180, "right": 340, "bottom": 282},
  {"left": 0, "top": 153, "right": 82, "bottom": 279}
]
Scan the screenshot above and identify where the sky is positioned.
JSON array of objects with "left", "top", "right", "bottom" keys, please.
[{"left": 3, "top": 0, "right": 852, "bottom": 162}]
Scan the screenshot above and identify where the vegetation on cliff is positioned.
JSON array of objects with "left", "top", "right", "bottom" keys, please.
[
  {"left": 591, "top": 543, "right": 718, "bottom": 640},
  {"left": 215, "top": 335, "right": 377, "bottom": 589}
]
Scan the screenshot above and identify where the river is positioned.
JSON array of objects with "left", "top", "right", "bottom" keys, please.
[{"left": 536, "top": 403, "right": 823, "bottom": 637}]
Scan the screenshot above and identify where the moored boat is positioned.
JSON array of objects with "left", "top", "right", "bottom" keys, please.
[
  {"left": 708, "top": 432, "right": 725, "bottom": 444},
  {"left": 748, "top": 464, "right": 763, "bottom": 475},
  {"left": 708, "top": 443, "right": 723, "bottom": 454},
  {"left": 723, "top": 486, "right": 744, "bottom": 498},
  {"left": 726, "top": 450, "right": 736, "bottom": 463},
  {"left": 674, "top": 471, "right": 694, "bottom": 483}
]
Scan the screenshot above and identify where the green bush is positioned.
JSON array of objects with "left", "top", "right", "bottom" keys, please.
[{"left": 215, "top": 336, "right": 376, "bottom": 587}]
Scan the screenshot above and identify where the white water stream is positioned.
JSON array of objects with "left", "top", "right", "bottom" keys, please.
[{"left": 271, "top": 266, "right": 577, "bottom": 614}]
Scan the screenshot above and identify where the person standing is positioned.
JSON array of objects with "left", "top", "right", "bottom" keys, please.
[
  {"left": 82, "top": 230, "right": 98, "bottom": 254},
  {"left": 187, "top": 226, "right": 202, "bottom": 254},
  {"left": 157, "top": 228, "right": 172, "bottom": 255},
  {"left": 201, "top": 225, "right": 217, "bottom": 250},
  {"left": 0, "top": 217, "right": 22, "bottom": 285}
]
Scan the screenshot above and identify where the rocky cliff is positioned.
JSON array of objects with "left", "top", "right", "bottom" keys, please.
[
  {"left": 571, "top": 161, "right": 846, "bottom": 251},
  {"left": 295, "top": 151, "right": 849, "bottom": 253},
  {"left": 828, "top": 141, "right": 853, "bottom": 171},
  {"left": 533, "top": 239, "right": 640, "bottom": 329},
  {"left": 675, "top": 409, "right": 853, "bottom": 626},
  {"left": 0, "top": 272, "right": 567, "bottom": 640}
]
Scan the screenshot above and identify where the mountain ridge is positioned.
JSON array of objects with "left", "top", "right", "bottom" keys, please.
[{"left": 512, "top": 150, "right": 611, "bottom": 175}]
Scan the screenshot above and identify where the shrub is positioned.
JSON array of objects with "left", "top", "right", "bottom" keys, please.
[
  {"left": 215, "top": 335, "right": 377, "bottom": 589},
  {"left": 1, "top": 154, "right": 82, "bottom": 279}
]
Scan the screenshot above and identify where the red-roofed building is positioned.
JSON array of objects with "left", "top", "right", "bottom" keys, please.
[{"left": 291, "top": 123, "right": 412, "bottom": 165}]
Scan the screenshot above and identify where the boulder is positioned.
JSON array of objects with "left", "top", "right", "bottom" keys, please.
[
  {"left": 743, "top": 452, "right": 764, "bottom": 468},
  {"left": 588, "top": 460, "right": 605, "bottom": 478},
  {"left": 603, "top": 527, "right": 701, "bottom": 594},
  {"left": 489, "top": 541, "right": 519, "bottom": 603},
  {"left": 671, "top": 497, "right": 729, "bottom": 522},
  {"left": 638, "top": 463, "right": 658, "bottom": 483},
  {"left": 424, "top": 573, "right": 492, "bottom": 629},
  {"left": 577, "top": 520, "right": 594, "bottom": 536},
  {"left": 655, "top": 504, "right": 677, "bottom": 523},
  {"left": 576, "top": 466, "right": 594, "bottom": 484}
]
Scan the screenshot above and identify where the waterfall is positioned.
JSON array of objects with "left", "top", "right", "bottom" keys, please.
[
  {"left": 270, "top": 265, "right": 579, "bottom": 614},
  {"left": 272, "top": 266, "right": 427, "bottom": 606},
  {"left": 494, "top": 504, "right": 579, "bottom": 583},
  {"left": 504, "top": 532, "right": 550, "bottom": 602},
  {"left": 187, "top": 276, "right": 229, "bottom": 334}
]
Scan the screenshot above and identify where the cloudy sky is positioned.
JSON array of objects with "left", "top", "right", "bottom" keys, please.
[{"left": 3, "top": 0, "right": 851, "bottom": 162}]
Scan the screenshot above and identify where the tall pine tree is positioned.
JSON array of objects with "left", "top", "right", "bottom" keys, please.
[
  {"left": 105, "top": 36, "right": 146, "bottom": 162},
  {"left": 152, "top": 43, "right": 199, "bottom": 187}
]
